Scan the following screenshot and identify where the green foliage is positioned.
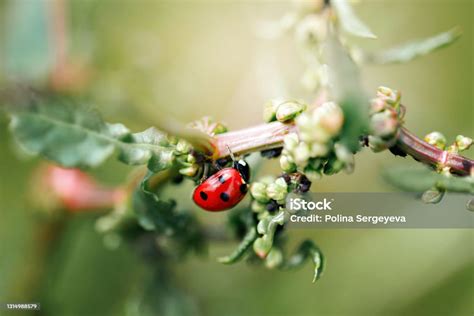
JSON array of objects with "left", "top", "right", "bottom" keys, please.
[
  {"left": 8, "top": 95, "right": 175, "bottom": 170},
  {"left": 326, "top": 35, "right": 369, "bottom": 152},
  {"left": 134, "top": 171, "right": 205, "bottom": 257},
  {"left": 365, "top": 27, "right": 461, "bottom": 64},
  {"left": 332, "top": 0, "right": 377, "bottom": 39},
  {"left": 218, "top": 228, "right": 257, "bottom": 264},
  {"left": 280, "top": 240, "right": 325, "bottom": 283},
  {"left": 383, "top": 166, "right": 473, "bottom": 193}
]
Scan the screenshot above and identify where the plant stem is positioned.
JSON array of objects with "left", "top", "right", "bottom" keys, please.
[
  {"left": 396, "top": 127, "right": 472, "bottom": 176},
  {"left": 212, "top": 121, "right": 473, "bottom": 176}
]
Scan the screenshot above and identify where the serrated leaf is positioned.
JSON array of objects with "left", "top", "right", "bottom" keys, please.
[
  {"left": 332, "top": 0, "right": 376, "bottom": 39},
  {"left": 383, "top": 166, "right": 473, "bottom": 193},
  {"left": 325, "top": 34, "right": 369, "bottom": 152},
  {"left": 134, "top": 171, "right": 177, "bottom": 231},
  {"left": 8, "top": 95, "right": 175, "bottom": 171},
  {"left": 134, "top": 171, "right": 205, "bottom": 255},
  {"left": 365, "top": 27, "right": 461, "bottom": 64}
]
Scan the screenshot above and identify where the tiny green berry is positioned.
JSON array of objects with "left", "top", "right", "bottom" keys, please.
[
  {"left": 250, "top": 182, "right": 270, "bottom": 203},
  {"left": 424, "top": 132, "right": 447, "bottom": 150},
  {"left": 455, "top": 135, "right": 472, "bottom": 151},
  {"left": 266, "top": 178, "right": 288, "bottom": 201}
]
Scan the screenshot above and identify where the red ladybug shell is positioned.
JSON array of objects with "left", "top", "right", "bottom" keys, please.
[{"left": 193, "top": 168, "right": 248, "bottom": 212}]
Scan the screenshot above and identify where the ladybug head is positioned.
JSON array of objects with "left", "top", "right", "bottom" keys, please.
[{"left": 233, "top": 159, "right": 250, "bottom": 183}]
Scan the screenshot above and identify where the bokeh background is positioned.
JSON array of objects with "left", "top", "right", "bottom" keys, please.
[{"left": 0, "top": 0, "right": 472, "bottom": 315}]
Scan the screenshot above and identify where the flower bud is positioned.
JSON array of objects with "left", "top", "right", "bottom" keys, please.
[
  {"left": 293, "top": 142, "right": 311, "bottom": 167},
  {"left": 276, "top": 101, "right": 306, "bottom": 122},
  {"left": 280, "top": 154, "right": 297, "bottom": 173},
  {"left": 313, "top": 102, "right": 344, "bottom": 137},
  {"left": 368, "top": 135, "right": 389, "bottom": 152},
  {"left": 186, "top": 154, "right": 196, "bottom": 164},
  {"left": 179, "top": 164, "right": 199, "bottom": 177},
  {"left": 251, "top": 200, "right": 267, "bottom": 213},
  {"left": 250, "top": 182, "right": 270, "bottom": 203},
  {"left": 176, "top": 139, "right": 191, "bottom": 154},
  {"left": 310, "top": 142, "right": 328, "bottom": 157},
  {"left": 253, "top": 236, "right": 272, "bottom": 258},
  {"left": 283, "top": 133, "right": 299, "bottom": 151},
  {"left": 424, "top": 132, "right": 446, "bottom": 150},
  {"left": 455, "top": 135, "right": 473, "bottom": 151},
  {"left": 370, "top": 109, "right": 398, "bottom": 138},
  {"left": 265, "top": 248, "right": 283, "bottom": 269},
  {"left": 370, "top": 98, "right": 386, "bottom": 114},
  {"left": 263, "top": 98, "right": 284, "bottom": 123},
  {"left": 212, "top": 123, "right": 228, "bottom": 135},
  {"left": 266, "top": 178, "right": 288, "bottom": 202},
  {"left": 376, "top": 86, "right": 401, "bottom": 107}
]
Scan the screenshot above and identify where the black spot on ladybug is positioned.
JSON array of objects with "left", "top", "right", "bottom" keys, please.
[
  {"left": 240, "top": 184, "right": 248, "bottom": 194},
  {"left": 200, "top": 191, "right": 208, "bottom": 201},
  {"left": 218, "top": 175, "right": 226, "bottom": 183},
  {"left": 220, "top": 192, "right": 230, "bottom": 202}
]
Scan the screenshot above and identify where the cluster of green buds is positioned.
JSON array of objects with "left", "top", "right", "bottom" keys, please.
[
  {"left": 419, "top": 132, "right": 472, "bottom": 204},
  {"left": 425, "top": 132, "right": 472, "bottom": 154},
  {"left": 172, "top": 139, "right": 198, "bottom": 177},
  {"left": 263, "top": 99, "right": 307, "bottom": 123},
  {"left": 280, "top": 101, "right": 351, "bottom": 182},
  {"left": 177, "top": 117, "right": 229, "bottom": 177},
  {"left": 424, "top": 132, "right": 473, "bottom": 174},
  {"left": 249, "top": 173, "right": 312, "bottom": 264},
  {"left": 368, "top": 86, "right": 404, "bottom": 152}
]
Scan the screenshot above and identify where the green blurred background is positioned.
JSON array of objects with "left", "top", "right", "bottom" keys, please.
[{"left": 0, "top": 0, "right": 472, "bottom": 315}]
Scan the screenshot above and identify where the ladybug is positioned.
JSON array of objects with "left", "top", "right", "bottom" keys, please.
[{"left": 193, "top": 156, "right": 250, "bottom": 212}]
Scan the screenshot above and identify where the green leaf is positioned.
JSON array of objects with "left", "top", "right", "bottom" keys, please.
[
  {"left": 134, "top": 171, "right": 205, "bottom": 256},
  {"left": 134, "top": 171, "right": 178, "bottom": 231},
  {"left": 332, "top": 0, "right": 376, "bottom": 39},
  {"left": 280, "top": 240, "right": 325, "bottom": 283},
  {"left": 218, "top": 228, "right": 257, "bottom": 264},
  {"left": 365, "top": 27, "right": 461, "bottom": 64},
  {"left": 383, "top": 166, "right": 473, "bottom": 193},
  {"left": 325, "top": 35, "right": 369, "bottom": 152},
  {"left": 8, "top": 95, "right": 175, "bottom": 171}
]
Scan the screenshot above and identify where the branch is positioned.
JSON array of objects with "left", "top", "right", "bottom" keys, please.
[
  {"left": 212, "top": 121, "right": 473, "bottom": 176},
  {"left": 395, "top": 127, "right": 473, "bottom": 176}
]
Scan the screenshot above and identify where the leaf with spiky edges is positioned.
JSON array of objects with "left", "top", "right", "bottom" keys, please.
[{"left": 8, "top": 95, "right": 175, "bottom": 171}]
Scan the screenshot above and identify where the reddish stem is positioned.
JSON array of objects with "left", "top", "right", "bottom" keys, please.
[
  {"left": 396, "top": 127, "right": 473, "bottom": 176},
  {"left": 213, "top": 122, "right": 473, "bottom": 176}
]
